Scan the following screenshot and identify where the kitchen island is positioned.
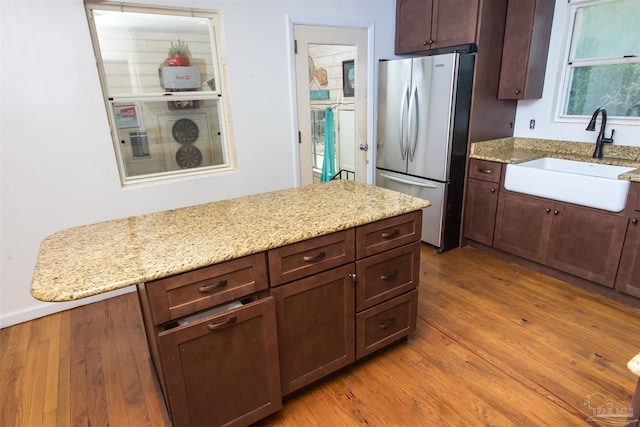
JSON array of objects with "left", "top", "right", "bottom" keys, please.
[{"left": 30, "top": 180, "right": 430, "bottom": 427}]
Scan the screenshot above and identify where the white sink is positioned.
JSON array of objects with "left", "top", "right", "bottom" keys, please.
[{"left": 504, "top": 158, "right": 634, "bottom": 212}]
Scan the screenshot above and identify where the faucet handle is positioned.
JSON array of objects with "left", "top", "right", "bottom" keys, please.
[{"left": 603, "top": 128, "right": 615, "bottom": 143}]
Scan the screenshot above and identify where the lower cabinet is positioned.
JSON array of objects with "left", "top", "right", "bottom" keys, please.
[
  {"left": 356, "top": 289, "right": 418, "bottom": 359},
  {"left": 493, "top": 191, "right": 553, "bottom": 263},
  {"left": 463, "top": 178, "right": 500, "bottom": 246},
  {"left": 270, "top": 264, "right": 355, "bottom": 395},
  {"left": 494, "top": 191, "right": 628, "bottom": 287},
  {"left": 157, "top": 297, "right": 282, "bottom": 427},
  {"left": 616, "top": 211, "right": 640, "bottom": 297},
  {"left": 138, "top": 211, "right": 422, "bottom": 426}
]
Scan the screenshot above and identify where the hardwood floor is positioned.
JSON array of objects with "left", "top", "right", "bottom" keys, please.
[{"left": 1, "top": 246, "right": 639, "bottom": 426}]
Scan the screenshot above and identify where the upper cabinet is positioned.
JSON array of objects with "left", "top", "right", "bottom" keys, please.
[
  {"left": 395, "top": 0, "right": 480, "bottom": 54},
  {"left": 498, "top": 0, "right": 555, "bottom": 99}
]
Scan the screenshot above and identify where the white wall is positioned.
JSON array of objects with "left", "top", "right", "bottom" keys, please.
[
  {"left": 0, "top": 0, "right": 397, "bottom": 327},
  {"left": 513, "top": 0, "right": 640, "bottom": 146}
]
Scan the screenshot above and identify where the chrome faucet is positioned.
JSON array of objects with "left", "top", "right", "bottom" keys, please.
[{"left": 586, "top": 108, "right": 614, "bottom": 159}]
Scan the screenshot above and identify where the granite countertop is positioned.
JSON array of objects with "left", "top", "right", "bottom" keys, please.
[
  {"left": 469, "top": 137, "right": 640, "bottom": 182},
  {"left": 31, "top": 180, "right": 430, "bottom": 302}
]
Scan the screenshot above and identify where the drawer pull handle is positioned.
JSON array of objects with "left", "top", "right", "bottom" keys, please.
[
  {"left": 198, "top": 279, "right": 228, "bottom": 293},
  {"left": 380, "top": 270, "right": 398, "bottom": 281},
  {"left": 303, "top": 251, "right": 326, "bottom": 262},
  {"left": 478, "top": 168, "right": 492, "bottom": 174},
  {"left": 207, "top": 315, "right": 237, "bottom": 330},
  {"left": 379, "top": 318, "right": 396, "bottom": 329},
  {"left": 381, "top": 229, "right": 400, "bottom": 239}
]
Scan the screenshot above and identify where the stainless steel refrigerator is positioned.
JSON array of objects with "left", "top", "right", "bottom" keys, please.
[{"left": 375, "top": 52, "right": 473, "bottom": 252}]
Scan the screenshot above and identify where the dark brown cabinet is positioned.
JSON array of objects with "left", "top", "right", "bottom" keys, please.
[
  {"left": 546, "top": 204, "right": 627, "bottom": 287},
  {"left": 137, "top": 253, "right": 281, "bottom": 427},
  {"left": 137, "top": 211, "right": 423, "bottom": 426},
  {"left": 498, "top": 0, "right": 555, "bottom": 99},
  {"left": 463, "top": 159, "right": 502, "bottom": 246},
  {"left": 395, "top": 0, "right": 480, "bottom": 54},
  {"left": 493, "top": 192, "right": 553, "bottom": 263},
  {"left": 157, "top": 298, "right": 282, "bottom": 427},
  {"left": 494, "top": 191, "right": 628, "bottom": 287},
  {"left": 271, "top": 264, "right": 355, "bottom": 395},
  {"left": 616, "top": 183, "right": 640, "bottom": 297}
]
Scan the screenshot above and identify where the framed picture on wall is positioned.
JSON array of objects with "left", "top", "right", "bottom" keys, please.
[
  {"left": 114, "top": 104, "right": 141, "bottom": 128},
  {"left": 342, "top": 60, "right": 355, "bottom": 97}
]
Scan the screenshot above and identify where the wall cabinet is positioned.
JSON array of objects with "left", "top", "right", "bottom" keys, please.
[
  {"left": 493, "top": 191, "right": 628, "bottom": 288},
  {"left": 138, "top": 211, "right": 422, "bottom": 426},
  {"left": 463, "top": 159, "right": 502, "bottom": 246},
  {"left": 498, "top": 0, "right": 555, "bottom": 99},
  {"left": 395, "top": 0, "right": 480, "bottom": 54}
]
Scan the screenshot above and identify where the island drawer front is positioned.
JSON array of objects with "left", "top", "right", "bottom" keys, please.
[
  {"left": 356, "top": 211, "right": 422, "bottom": 259},
  {"left": 268, "top": 229, "right": 355, "bottom": 287},
  {"left": 145, "top": 253, "right": 268, "bottom": 325},
  {"left": 356, "top": 289, "right": 418, "bottom": 359},
  {"left": 468, "top": 159, "right": 502, "bottom": 183},
  {"left": 355, "top": 242, "right": 420, "bottom": 311}
]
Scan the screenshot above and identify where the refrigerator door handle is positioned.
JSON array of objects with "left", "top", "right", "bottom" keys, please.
[
  {"left": 407, "top": 85, "right": 419, "bottom": 162},
  {"left": 400, "top": 83, "right": 409, "bottom": 160},
  {"left": 380, "top": 172, "right": 437, "bottom": 188}
]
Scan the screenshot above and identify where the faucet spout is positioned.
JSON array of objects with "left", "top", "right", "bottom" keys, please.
[{"left": 586, "top": 108, "right": 614, "bottom": 159}]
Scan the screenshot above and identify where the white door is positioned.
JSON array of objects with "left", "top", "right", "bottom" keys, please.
[{"left": 294, "top": 25, "right": 369, "bottom": 185}]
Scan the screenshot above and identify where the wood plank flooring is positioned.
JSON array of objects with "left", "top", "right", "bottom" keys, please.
[{"left": 1, "top": 246, "right": 639, "bottom": 426}]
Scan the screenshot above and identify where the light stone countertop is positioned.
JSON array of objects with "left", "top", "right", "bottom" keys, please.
[
  {"left": 469, "top": 137, "right": 640, "bottom": 182},
  {"left": 30, "top": 180, "right": 430, "bottom": 302}
]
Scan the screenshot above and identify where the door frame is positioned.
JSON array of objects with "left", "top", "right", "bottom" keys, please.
[{"left": 286, "top": 16, "right": 375, "bottom": 186}]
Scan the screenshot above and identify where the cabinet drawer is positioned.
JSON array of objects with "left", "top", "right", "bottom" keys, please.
[
  {"left": 157, "top": 297, "right": 282, "bottom": 427},
  {"left": 268, "top": 229, "right": 355, "bottom": 287},
  {"left": 356, "top": 211, "right": 422, "bottom": 259},
  {"left": 356, "top": 289, "right": 418, "bottom": 359},
  {"left": 355, "top": 242, "right": 420, "bottom": 311},
  {"left": 468, "top": 159, "right": 502, "bottom": 183},
  {"left": 145, "top": 253, "right": 268, "bottom": 325}
]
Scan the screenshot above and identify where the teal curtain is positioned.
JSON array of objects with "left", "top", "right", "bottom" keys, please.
[{"left": 320, "top": 107, "right": 335, "bottom": 182}]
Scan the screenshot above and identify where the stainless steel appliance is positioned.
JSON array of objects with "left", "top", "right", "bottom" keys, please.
[{"left": 376, "top": 52, "right": 474, "bottom": 252}]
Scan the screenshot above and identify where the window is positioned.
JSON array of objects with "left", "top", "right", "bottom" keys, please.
[
  {"left": 560, "top": 0, "right": 640, "bottom": 120},
  {"left": 85, "top": 2, "right": 235, "bottom": 184}
]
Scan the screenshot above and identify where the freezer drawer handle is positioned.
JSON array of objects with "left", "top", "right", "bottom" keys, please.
[{"left": 379, "top": 173, "right": 437, "bottom": 189}]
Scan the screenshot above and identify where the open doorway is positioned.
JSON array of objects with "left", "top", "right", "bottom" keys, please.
[{"left": 293, "top": 25, "right": 369, "bottom": 185}]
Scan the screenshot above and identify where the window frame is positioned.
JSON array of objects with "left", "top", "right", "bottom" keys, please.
[
  {"left": 84, "top": 1, "right": 236, "bottom": 185},
  {"left": 556, "top": 0, "right": 640, "bottom": 125}
]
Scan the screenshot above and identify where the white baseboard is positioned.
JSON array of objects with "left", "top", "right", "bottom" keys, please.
[{"left": 0, "top": 286, "right": 136, "bottom": 329}]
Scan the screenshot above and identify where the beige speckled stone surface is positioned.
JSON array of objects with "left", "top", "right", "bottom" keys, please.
[
  {"left": 31, "top": 181, "right": 430, "bottom": 302},
  {"left": 470, "top": 137, "right": 640, "bottom": 182},
  {"left": 629, "top": 353, "right": 640, "bottom": 377}
]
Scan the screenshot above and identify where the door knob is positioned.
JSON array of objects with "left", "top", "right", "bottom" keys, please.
[{"left": 359, "top": 144, "right": 369, "bottom": 151}]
